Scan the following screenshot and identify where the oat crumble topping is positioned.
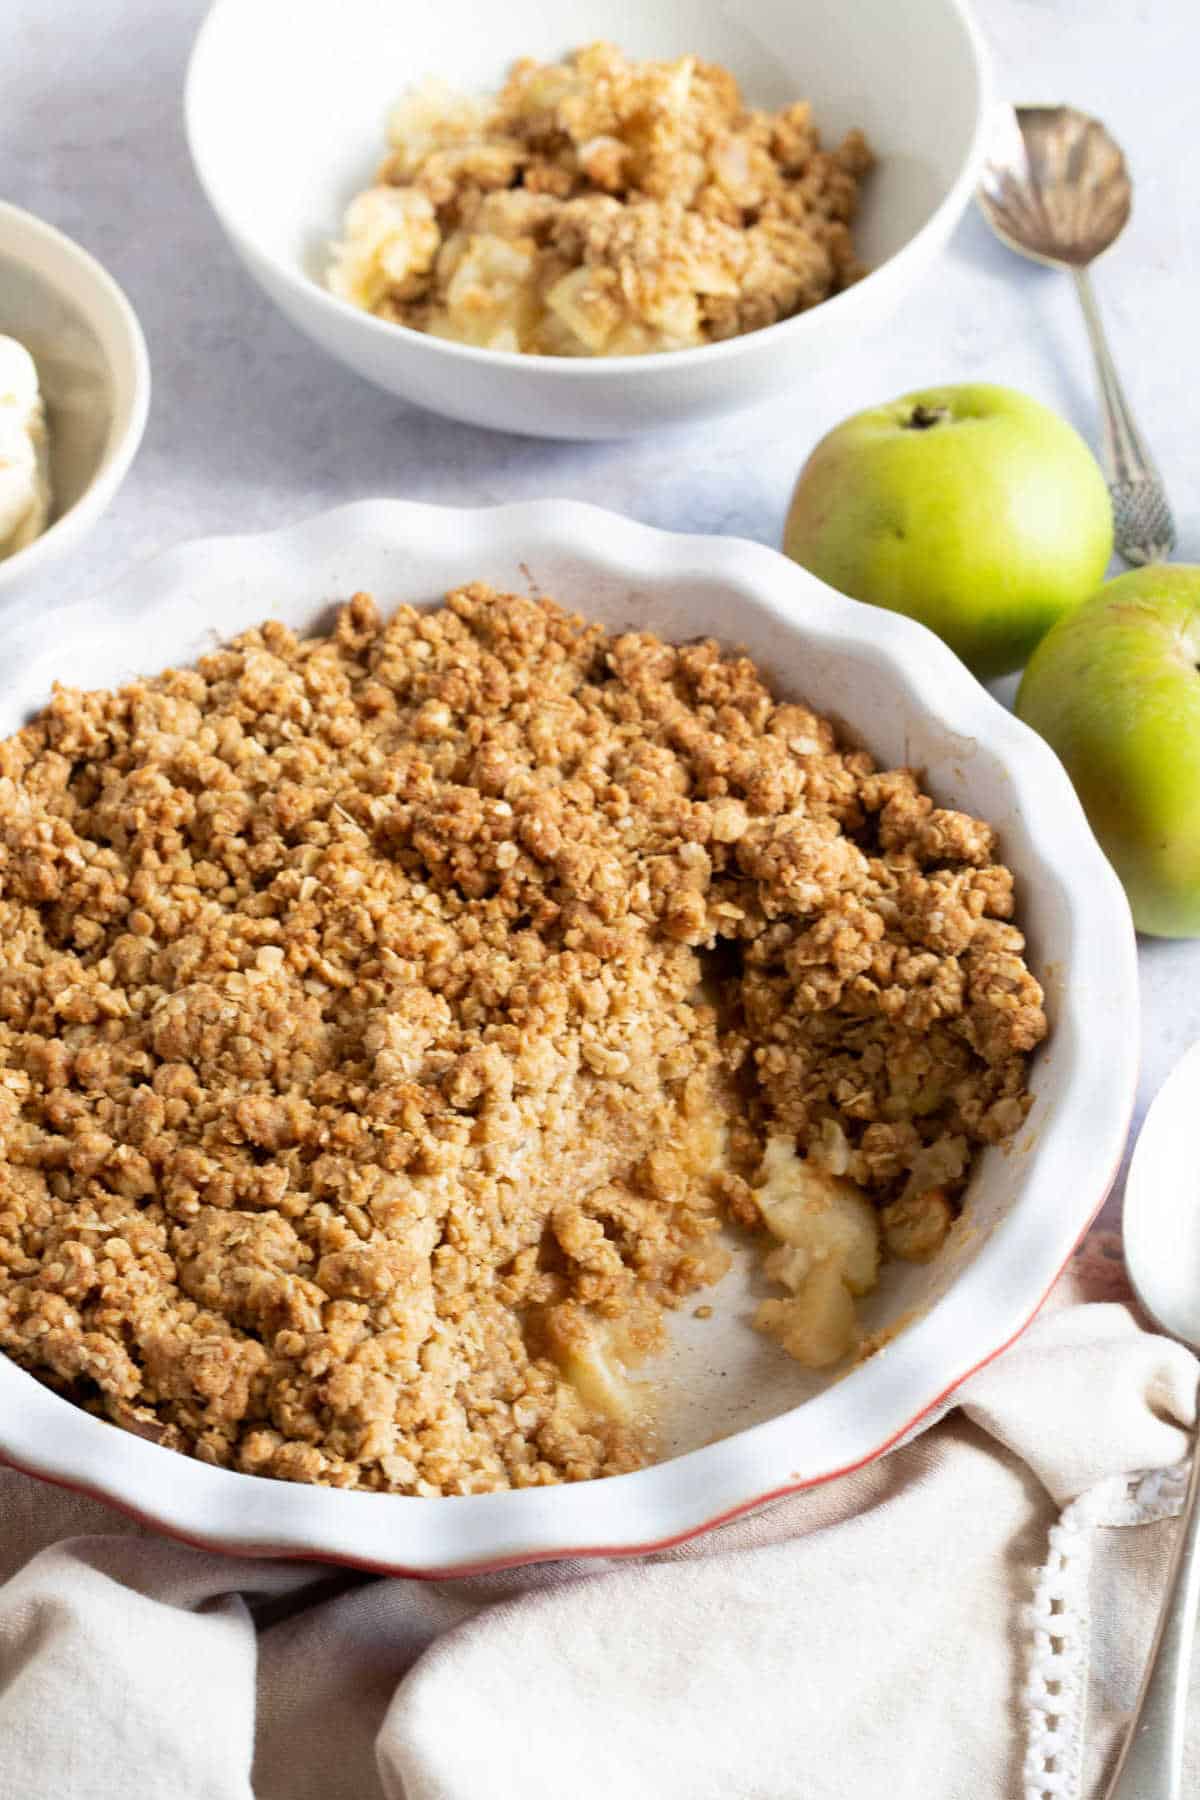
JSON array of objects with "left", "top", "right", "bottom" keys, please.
[
  {"left": 327, "top": 43, "right": 872, "bottom": 356},
  {"left": 0, "top": 586, "right": 1045, "bottom": 1493}
]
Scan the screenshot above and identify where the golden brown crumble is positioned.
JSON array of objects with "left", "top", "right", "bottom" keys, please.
[
  {"left": 0, "top": 585, "right": 1045, "bottom": 1492},
  {"left": 327, "top": 42, "right": 872, "bottom": 355}
]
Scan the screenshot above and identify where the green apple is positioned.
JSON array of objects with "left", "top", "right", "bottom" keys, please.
[
  {"left": 1017, "top": 565, "right": 1200, "bottom": 939},
  {"left": 783, "top": 383, "right": 1113, "bottom": 680}
]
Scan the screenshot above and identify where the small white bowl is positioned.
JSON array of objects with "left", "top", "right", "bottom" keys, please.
[
  {"left": 0, "top": 203, "right": 149, "bottom": 598},
  {"left": 185, "top": 0, "right": 990, "bottom": 439},
  {"left": 0, "top": 500, "right": 1137, "bottom": 1574}
]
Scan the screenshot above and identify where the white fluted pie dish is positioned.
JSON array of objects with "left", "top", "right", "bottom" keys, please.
[{"left": 0, "top": 500, "right": 1137, "bottom": 1573}]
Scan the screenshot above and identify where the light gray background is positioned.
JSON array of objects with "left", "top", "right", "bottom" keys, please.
[{"left": 2, "top": 0, "right": 1198, "bottom": 1220}]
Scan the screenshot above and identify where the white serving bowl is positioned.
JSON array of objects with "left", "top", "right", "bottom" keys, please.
[
  {"left": 0, "top": 501, "right": 1137, "bottom": 1573},
  {"left": 0, "top": 203, "right": 149, "bottom": 598},
  {"left": 185, "top": 0, "right": 990, "bottom": 439}
]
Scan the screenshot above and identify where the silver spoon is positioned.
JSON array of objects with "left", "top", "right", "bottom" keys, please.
[
  {"left": 977, "top": 103, "right": 1175, "bottom": 567},
  {"left": 1108, "top": 1039, "right": 1200, "bottom": 1799}
]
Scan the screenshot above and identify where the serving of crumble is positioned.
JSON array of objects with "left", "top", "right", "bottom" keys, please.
[
  {"left": 0, "top": 585, "right": 1045, "bottom": 1494},
  {"left": 327, "top": 42, "right": 872, "bottom": 356}
]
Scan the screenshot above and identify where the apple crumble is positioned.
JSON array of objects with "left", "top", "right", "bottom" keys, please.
[
  {"left": 327, "top": 42, "right": 872, "bottom": 355},
  {"left": 0, "top": 586, "right": 1045, "bottom": 1494}
]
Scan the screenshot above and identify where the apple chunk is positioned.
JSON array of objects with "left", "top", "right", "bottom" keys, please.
[
  {"left": 753, "top": 1135, "right": 881, "bottom": 1295},
  {"left": 755, "top": 1262, "right": 858, "bottom": 1370},
  {"left": 750, "top": 1136, "right": 882, "bottom": 1368}
]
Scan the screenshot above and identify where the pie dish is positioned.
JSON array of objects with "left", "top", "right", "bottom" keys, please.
[{"left": 0, "top": 499, "right": 1138, "bottom": 1572}]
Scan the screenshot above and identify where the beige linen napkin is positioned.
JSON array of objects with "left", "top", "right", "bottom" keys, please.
[{"left": 0, "top": 1236, "right": 1194, "bottom": 1800}]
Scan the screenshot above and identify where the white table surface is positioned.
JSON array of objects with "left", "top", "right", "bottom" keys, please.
[{"left": 2, "top": 0, "right": 1198, "bottom": 1223}]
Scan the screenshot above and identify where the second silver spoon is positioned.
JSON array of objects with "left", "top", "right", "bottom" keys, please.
[
  {"left": 1107, "top": 1040, "right": 1200, "bottom": 1799},
  {"left": 977, "top": 103, "right": 1175, "bottom": 567}
]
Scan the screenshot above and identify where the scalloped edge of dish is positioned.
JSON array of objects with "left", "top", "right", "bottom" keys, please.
[{"left": 0, "top": 499, "right": 1138, "bottom": 1572}]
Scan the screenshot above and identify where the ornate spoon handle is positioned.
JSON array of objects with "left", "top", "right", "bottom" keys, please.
[
  {"left": 1102, "top": 1418, "right": 1200, "bottom": 1800},
  {"left": 1072, "top": 267, "right": 1175, "bottom": 566}
]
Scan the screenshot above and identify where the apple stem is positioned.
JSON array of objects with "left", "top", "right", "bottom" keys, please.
[{"left": 906, "top": 404, "right": 951, "bottom": 430}]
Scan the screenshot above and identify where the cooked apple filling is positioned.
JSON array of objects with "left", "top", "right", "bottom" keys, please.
[
  {"left": 327, "top": 42, "right": 872, "bottom": 356},
  {"left": 0, "top": 586, "right": 1045, "bottom": 1492}
]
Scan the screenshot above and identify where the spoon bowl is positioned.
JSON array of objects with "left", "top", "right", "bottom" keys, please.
[{"left": 978, "top": 104, "right": 1131, "bottom": 269}]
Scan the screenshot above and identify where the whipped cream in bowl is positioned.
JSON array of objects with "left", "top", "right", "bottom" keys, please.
[
  {"left": 0, "top": 201, "right": 148, "bottom": 596},
  {"left": 0, "top": 334, "right": 52, "bottom": 559}
]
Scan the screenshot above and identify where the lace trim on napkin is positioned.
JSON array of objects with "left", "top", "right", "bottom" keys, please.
[{"left": 1022, "top": 1460, "right": 1190, "bottom": 1800}]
